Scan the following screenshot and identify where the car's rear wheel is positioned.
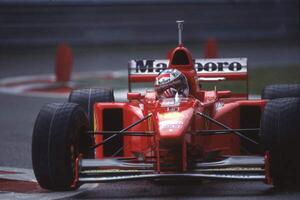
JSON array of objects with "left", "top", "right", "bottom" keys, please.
[
  {"left": 262, "top": 84, "right": 300, "bottom": 99},
  {"left": 68, "top": 88, "right": 123, "bottom": 157},
  {"left": 32, "top": 103, "right": 91, "bottom": 191},
  {"left": 68, "top": 88, "right": 119, "bottom": 156},
  {"left": 261, "top": 97, "right": 300, "bottom": 187},
  {"left": 68, "top": 88, "right": 114, "bottom": 130}
]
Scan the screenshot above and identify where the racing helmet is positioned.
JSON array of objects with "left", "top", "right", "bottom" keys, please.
[{"left": 154, "top": 69, "right": 189, "bottom": 98}]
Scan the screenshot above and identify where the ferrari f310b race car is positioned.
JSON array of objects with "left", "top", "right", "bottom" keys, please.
[{"left": 32, "top": 21, "right": 300, "bottom": 191}]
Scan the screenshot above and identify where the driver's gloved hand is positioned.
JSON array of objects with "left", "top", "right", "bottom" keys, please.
[{"left": 162, "top": 88, "right": 178, "bottom": 98}]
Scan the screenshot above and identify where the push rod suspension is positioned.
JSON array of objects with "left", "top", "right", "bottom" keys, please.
[
  {"left": 196, "top": 112, "right": 258, "bottom": 145},
  {"left": 91, "top": 113, "right": 153, "bottom": 150},
  {"left": 87, "top": 131, "right": 154, "bottom": 136},
  {"left": 197, "top": 128, "right": 260, "bottom": 135}
]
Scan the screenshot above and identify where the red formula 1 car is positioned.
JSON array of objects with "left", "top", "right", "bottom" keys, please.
[{"left": 32, "top": 21, "right": 300, "bottom": 191}]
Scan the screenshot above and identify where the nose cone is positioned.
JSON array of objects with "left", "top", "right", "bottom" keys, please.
[{"left": 157, "top": 108, "right": 194, "bottom": 138}]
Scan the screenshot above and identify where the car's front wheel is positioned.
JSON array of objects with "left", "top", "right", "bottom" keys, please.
[
  {"left": 32, "top": 103, "right": 91, "bottom": 191},
  {"left": 261, "top": 97, "right": 300, "bottom": 187}
]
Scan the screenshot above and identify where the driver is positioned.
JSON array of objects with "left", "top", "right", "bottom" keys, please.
[{"left": 154, "top": 69, "right": 189, "bottom": 98}]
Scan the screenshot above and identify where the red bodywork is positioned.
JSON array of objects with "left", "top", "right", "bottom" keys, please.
[{"left": 91, "top": 45, "right": 267, "bottom": 174}]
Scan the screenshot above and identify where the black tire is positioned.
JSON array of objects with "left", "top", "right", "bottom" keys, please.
[
  {"left": 68, "top": 88, "right": 114, "bottom": 130},
  {"left": 32, "top": 103, "right": 92, "bottom": 191},
  {"left": 68, "top": 88, "right": 119, "bottom": 157},
  {"left": 261, "top": 98, "right": 300, "bottom": 187},
  {"left": 262, "top": 84, "right": 300, "bottom": 99}
]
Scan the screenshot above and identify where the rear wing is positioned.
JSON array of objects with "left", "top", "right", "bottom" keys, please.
[{"left": 128, "top": 58, "right": 247, "bottom": 83}]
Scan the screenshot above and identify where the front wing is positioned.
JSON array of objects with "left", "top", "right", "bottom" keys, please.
[{"left": 74, "top": 155, "right": 267, "bottom": 185}]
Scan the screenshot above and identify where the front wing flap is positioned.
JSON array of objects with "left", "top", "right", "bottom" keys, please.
[{"left": 74, "top": 155, "right": 266, "bottom": 184}]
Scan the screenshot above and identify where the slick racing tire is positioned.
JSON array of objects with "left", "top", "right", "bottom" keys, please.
[
  {"left": 262, "top": 84, "right": 300, "bottom": 99},
  {"left": 68, "top": 88, "right": 114, "bottom": 130},
  {"left": 32, "top": 103, "right": 91, "bottom": 191},
  {"left": 68, "top": 88, "right": 118, "bottom": 156},
  {"left": 261, "top": 98, "right": 300, "bottom": 187}
]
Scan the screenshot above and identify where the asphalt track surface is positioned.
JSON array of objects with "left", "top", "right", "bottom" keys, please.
[{"left": 1, "top": 44, "right": 300, "bottom": 199}]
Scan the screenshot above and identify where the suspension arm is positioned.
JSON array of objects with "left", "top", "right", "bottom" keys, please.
[
  {"left": 87, "top": 131, "right": 154, "bottom": 136},
  {"left": 91, "top": 113, "right": 153, "bottom": 150},
  {"left": 196, "top": 112, "right": 258, "bottom": 145},
  {"left": 196, "top": 128, "right": 260, "bottom": 135}
]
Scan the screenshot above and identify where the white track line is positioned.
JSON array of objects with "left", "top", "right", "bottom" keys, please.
[
  {"left": 0, "top": 70, "right": 128, "bottom": 99},
  {"left": 0, "top": 70, "right": 127, "bottom": 85}
]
